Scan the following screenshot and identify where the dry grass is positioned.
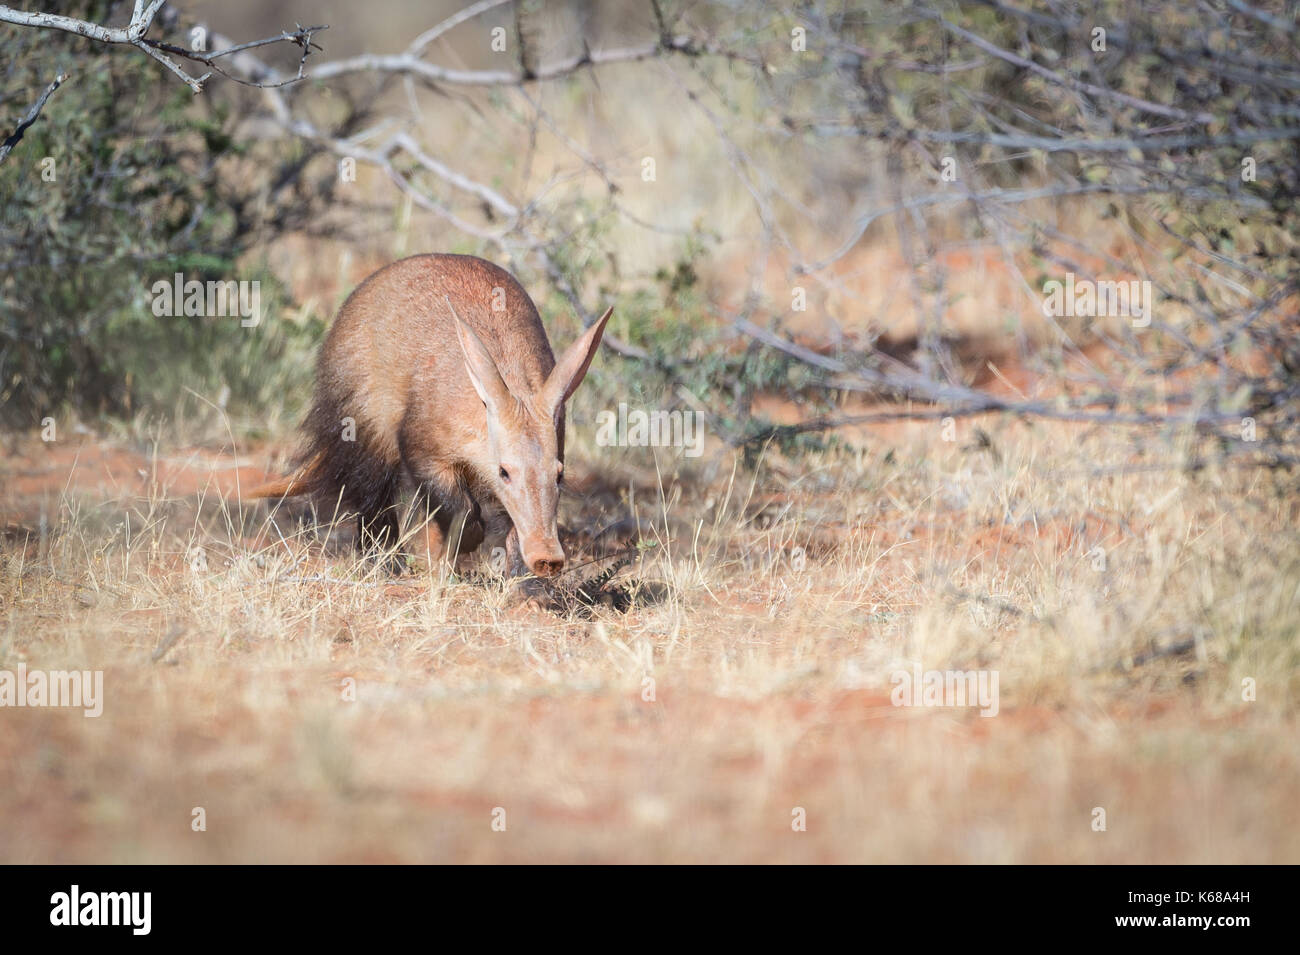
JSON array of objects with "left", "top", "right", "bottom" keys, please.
[
  {"left": 2, "top": 405, "right": 1297, "bottom": 863},
  {"left": 4, "top": 0, "right": 1294, "bottom": 867}
]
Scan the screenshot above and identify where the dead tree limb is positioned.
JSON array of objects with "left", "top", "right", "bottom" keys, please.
[
  {"left": 0, "top": 2, "right": 325, "bottom": 94},
  {"left": 0, "top": 69, "right": 67, "bottom": 165}
]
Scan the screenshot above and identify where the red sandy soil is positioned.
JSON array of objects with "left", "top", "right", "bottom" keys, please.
[
  {"left": 2, "top": 367, "right": 1296, "bottom": 862},
  {"left": 2, "top": 441, "right": 278, "bottom": 507}
]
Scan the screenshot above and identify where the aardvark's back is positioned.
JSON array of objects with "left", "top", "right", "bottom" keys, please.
[{"left": 316, "top": 253, "right": 557, "bottom": 458}]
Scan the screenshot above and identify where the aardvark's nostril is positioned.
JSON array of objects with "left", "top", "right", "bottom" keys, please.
[{"left": 531, "top": 558, "right": 564, "bottom": 578}]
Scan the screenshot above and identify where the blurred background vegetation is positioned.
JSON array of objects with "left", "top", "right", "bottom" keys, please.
[
  {"left": 1, "top": 0, "right": 1297, "bottom": 465},
  {"left": 0, "top": 2, "right": 330, "bottom": 434}
]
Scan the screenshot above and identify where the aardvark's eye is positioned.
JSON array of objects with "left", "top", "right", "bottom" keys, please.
[{"left": 499, "top": 466, "right": 511, "bottom": 483}]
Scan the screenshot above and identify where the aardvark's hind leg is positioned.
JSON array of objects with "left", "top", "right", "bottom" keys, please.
[{"left": 355, "top": 471, "right": 404, "bottom": 573}]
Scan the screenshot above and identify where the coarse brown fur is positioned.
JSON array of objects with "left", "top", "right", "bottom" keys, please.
[{"left": 246, "top": 253, "right": 613, "bottom": 578}]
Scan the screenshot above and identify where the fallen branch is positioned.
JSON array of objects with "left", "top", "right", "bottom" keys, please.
[{"left": 730, "top": 317, "right": 1274, "bottom": 447}]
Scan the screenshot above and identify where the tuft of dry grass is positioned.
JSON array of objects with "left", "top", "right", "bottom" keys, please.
[{"left": 2, "top": 407, "right": 1297, "bottom": 863}]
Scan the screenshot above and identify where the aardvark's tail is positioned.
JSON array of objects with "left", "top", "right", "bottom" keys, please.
[{"left": 243, "top": 451, "right": 324, "bottom": 501}]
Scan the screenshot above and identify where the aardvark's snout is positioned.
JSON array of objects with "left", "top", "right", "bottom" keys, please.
[{"left": 524, "top": 541, "right": 565, "bottom": 578}]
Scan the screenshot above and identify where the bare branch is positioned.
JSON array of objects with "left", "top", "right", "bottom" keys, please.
[
  {"left": 406, "top": 0, "right": 515, "bottom": 56},
  {"left": 0, "top": 69, "right": 67, "bottom": 165},
  {"left": 0, "top": 3, "right": 326, "bottom": 95},
  {"left": 789, "top": 118, "right": 1300, "bottom": 154},
  {"left": 794, "top": 182, "right": 1260, "bottom": 275},
  {"left": 0, "top": 5, "right": 135, "bottom": 42},
  {"left": 307, "top": 32, "right": 757, "bottom": 86},
  {"left": 933, "top": 14, "right": 1215, "bottom": 124},
  {"left": 139, "top": 24, "right": 328, "bottom": 89},
  {"left": 1226, "top": 0, "right": 1298, "bottom": 36},
  {"left": 730, "top": 318, "right": 1258, "bottom": 445},
  {"left": 132, "top": 37, "right": 209, "bottom": 92}
]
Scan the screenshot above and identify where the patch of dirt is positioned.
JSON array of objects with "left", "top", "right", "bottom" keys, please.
[{"left": 1, "top": 437, "right": 279, "bottom": 517}]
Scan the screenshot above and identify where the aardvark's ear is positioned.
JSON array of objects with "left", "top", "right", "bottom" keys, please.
[
  {"left": 447, "top": 295, "right": 513, "bottom": 412},
  {"left": 542, "top": 306, "right": 614, "bottom": 412}
]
